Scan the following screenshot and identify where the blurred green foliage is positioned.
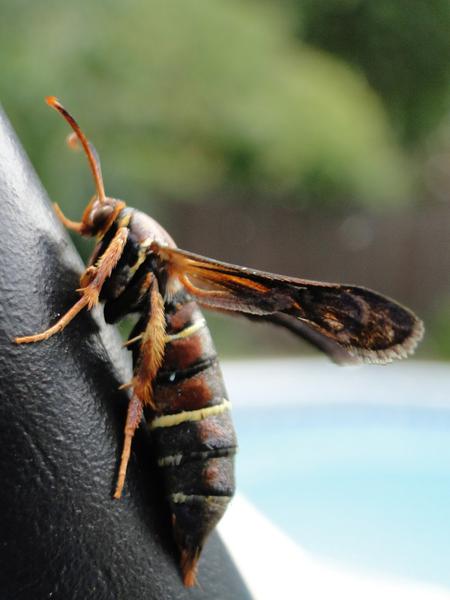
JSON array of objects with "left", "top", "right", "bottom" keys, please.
[
  {"left": 428, "top": 301, "right": 450, "bottom": 361},
  {"left": 1, "top": 0, "right": 434, "bottom": 216},
  {"left": 296, "top": 0, "right": 450, "bottom": 146}
]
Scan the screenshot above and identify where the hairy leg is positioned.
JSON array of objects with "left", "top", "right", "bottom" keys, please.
[
  {"left": 15, "top": 226, "right": 129, "bottom": 343},
  {"left": 114, "top": 275, "right": 166, "bottom": 496},
  {"left": 114, "top": 393, "right": 144, "bottom": 499}
]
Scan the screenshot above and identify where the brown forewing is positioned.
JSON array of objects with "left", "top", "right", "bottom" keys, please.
[{"left": 154, "top": 244, "right": 424, "bottom": 365}]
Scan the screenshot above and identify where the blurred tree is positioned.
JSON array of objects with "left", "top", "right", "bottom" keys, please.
[
  {"left": 428, "top": 300, "right": 450, "bottom": 360},
  {"left": 1, "top": 0, "right": 411, "bottom": 215},
  {"left": 296, "top": 0, "right": 450, "bottom": 146}
]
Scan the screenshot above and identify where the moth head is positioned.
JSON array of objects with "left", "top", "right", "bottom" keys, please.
[
  {"left": 46, "top": 96, "right": 124, "bottom": 237},
  {"left": 81, "top": 195, "right": 119, "bottom": 237}
]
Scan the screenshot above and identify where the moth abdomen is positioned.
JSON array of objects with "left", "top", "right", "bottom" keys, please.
[
  {"left": 153, "top": 416, "right": 236, "bottom": 587},
  {"left": 150, "top": 297, "right": 236, "bottom": 586}
]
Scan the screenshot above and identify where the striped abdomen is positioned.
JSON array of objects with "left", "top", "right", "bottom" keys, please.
[{"left": 151, "top": 299, "right": 237, "bottom": 585}]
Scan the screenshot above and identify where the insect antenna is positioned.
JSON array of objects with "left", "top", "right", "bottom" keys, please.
[{"left": 46, "top": 96, "right": 106, "bottom": 204}]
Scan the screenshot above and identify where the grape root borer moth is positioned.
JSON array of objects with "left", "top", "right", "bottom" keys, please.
[{"left": 15, "top": 97, "right": 424, "bottom": 586}]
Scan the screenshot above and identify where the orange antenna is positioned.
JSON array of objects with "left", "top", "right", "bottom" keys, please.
[{"left": 46, "top": 96, "right": 106, "bottom": 204}]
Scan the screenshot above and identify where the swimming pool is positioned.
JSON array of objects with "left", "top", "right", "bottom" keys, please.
[{"left": 221, "top": 359, "right": 450, "bottom": 590}]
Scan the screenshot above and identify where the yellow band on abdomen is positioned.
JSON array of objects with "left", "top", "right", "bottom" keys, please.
[
  {"left": 150, "top": 399, "right": 231, "bottom": 430},
  {"left": 164, "top": 318, "right": 206, "bottom": 343}
]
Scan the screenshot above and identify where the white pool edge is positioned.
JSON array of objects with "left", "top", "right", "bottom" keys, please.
[
  {"left": 221, "top": 358, "right": 450, "bottom": 410},
  {"left": 218, "top": 494, "right": 450, "bottom": 600}
]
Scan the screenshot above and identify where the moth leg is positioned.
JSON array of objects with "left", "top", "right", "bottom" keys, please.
[
  {"left": 114, "top": 393, "right": 143, "bottom": 499},
  {"left": 53, "top": 202, "right": 84, "bottom": 233},
  {"left": 130, "top": 274, "right": 166, "bottom": 409},
  {"left": 118, "top": 381, "right": 134, "bottom": 391},
  {"left": 122, "top": 333, "right": 143, "bottom": 347},
  {"left": 15, "top": 226, "right": 129, "bottom": 343},
  {"left": 79, "top": 266, "right": 97, "bottom": 288},
  {"left": 114, "top": 274, "right": 166, "bottom": 497}
]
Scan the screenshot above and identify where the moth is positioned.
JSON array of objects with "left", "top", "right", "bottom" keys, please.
[{"left": 15, "top": 97, "right": 424, "bottom": 586}]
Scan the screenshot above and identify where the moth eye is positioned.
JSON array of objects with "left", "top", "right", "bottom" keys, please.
[{"left": 91, "top": 204, "right": 113, "bottom": 228}]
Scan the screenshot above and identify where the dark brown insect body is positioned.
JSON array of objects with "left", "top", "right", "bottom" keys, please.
[
  {"left": 152, "top": 300, "right": 236, "bottom": 582},
  {"left": 15, "top": 97, "right": 424, "bottom": 587},
  {"left": 97, "top": 214, "right": 237, "bottom": 583}
]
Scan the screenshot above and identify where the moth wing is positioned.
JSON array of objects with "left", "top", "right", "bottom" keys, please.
[
  {"left": 154, "top": 244, "right": 424, "bottom": 365},
  {"left": 242, "top": 312, "right": 360, "bottom": 365}
]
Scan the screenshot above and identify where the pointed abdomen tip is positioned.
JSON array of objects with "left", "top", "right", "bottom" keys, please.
[{"left": 180, "top": 548, "right": 200, "bottom": 588}]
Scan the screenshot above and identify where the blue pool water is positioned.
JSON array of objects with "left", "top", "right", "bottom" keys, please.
[{"left": 222, "top": 359, "right": 450, "bottom": 589}]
